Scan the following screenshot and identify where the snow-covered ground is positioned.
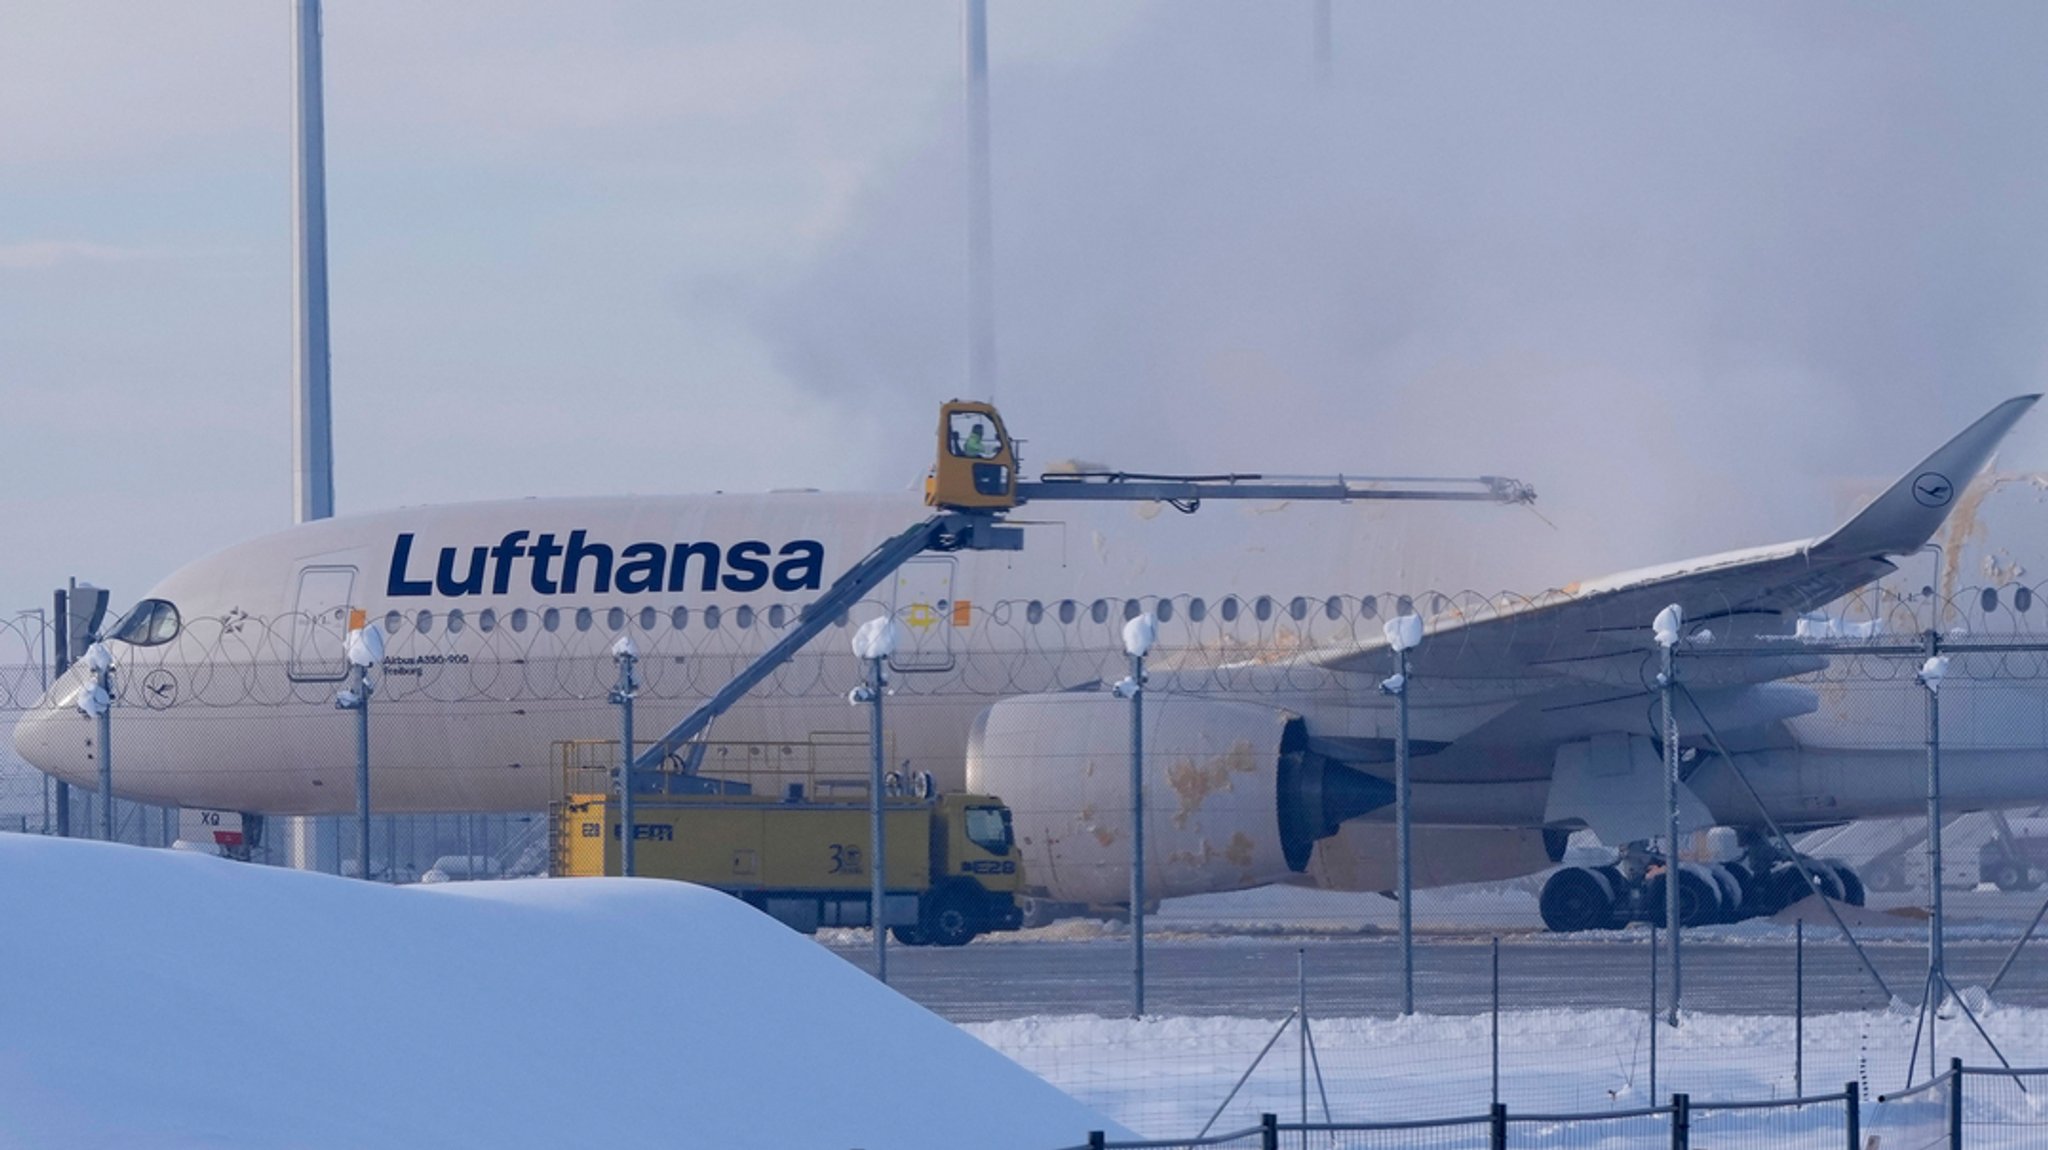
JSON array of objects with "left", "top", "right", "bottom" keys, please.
[
  {"left": 967, "top": 1006, "right": 2048, "bottom": 1146},
  {"left": 0, "top": 835, "right": 1121, "bottom": 1149}
]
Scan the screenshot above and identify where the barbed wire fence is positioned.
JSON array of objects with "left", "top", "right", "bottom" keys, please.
[{"left": 7, "top": 576, "right": 2048, "bottom": 1139}]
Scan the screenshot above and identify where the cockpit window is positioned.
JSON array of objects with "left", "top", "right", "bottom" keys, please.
[
  {"left": 108, "top": 599, "right": 181, "bottom": 647},
  {"left": 964, "top": 805, "right": 1013, "bottom": 855}
]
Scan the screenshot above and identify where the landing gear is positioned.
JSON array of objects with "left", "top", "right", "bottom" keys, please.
[{"left": 1537, "top": 835, "right": 1867, "bottom": 932}]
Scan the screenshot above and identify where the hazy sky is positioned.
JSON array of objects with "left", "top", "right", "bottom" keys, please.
[{"left": 3, "top": 2, "right": 2046, "bottom": 618}]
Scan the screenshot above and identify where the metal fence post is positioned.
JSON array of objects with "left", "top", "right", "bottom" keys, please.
[
  {"left": 1489, "top": 1102, "right": 1507, "bottom": 1150},
  {"left": 869, "top": 654, "right": 887, "bottom": 982},
  {"left": 1649, "top": 921, "right": 1659, "bottom": 1104},
  {"left": 850, "top": 618, "right": 902, "bottom": 984},
  {"left": 1491, "top": 935, "right": 1501, "bottom": 1108},
  {"left": 336, "top": 623, "right": 380, "bottom": 880},
  {"left": 1656, "top": 605, "right": 1682, "bottom": 1027},
  {"left": 1671, "top": 1092, "right": 1689, "bottom": 1150},
  {"left": 1260, "top": 1112, "right": 1278, "bottom": 1150},
  {"left": 1121, "top": 614, "right": 1154, "bottom": 1019},
  {"left": 1796, "top": 919, "right": 1804, "bottom": 1098},
  {"left": 610, "top": 638, "right": 639, "bottom": 878},
  {"left": 1948, "top": 1058, "right": 1963, "bottom": 1150},
  {"left": 1844, "top": 1082, "right": 1859, "bottom": 1150},
  {"left": 90, "top": 646, "right": 114, "bottom": 842}
]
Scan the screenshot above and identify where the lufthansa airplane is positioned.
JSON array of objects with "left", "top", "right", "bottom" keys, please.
[{"left": 11, "top": 396, "right": 2043, "bottom": 929}]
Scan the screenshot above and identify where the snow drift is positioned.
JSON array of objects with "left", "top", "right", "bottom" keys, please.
[{"left": 0, "top": 836, "right": 1117, "bottom": 1149}]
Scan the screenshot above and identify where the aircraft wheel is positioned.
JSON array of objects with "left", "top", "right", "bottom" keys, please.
[
  {"left": 1706, "top": 864, "right": 1745, "bottom": 923},
  {"left": 1665, "top": 864, "right": 1722, "bottom": 927},
  {"left": 1993, "top": 863, "right": 2033, "bottom": 892},
  {"left": 1539, "top": 867, "right": 1615, "bottom": 933},
  {"left": 890, "top": 925, "right": 929, "bottom": 946},
  {"left": 1864, "top": 860, "right": 1907, "bottom": 892},
  {"left": 1822, "top": 860, "right": 1866, "bottom": 906}
]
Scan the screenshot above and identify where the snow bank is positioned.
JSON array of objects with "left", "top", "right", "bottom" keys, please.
[{"left": 0, "top": 836, "right": 1119, "bottom": 1149}]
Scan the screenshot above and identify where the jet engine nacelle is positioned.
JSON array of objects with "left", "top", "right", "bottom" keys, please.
[{"left": 965, "top": 693, "right": 1390, "bottom": 906}]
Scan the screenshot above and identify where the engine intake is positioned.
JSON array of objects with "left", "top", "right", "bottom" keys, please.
[{"left": 965, "top": 693, "right": 1391, "bottom": 905}]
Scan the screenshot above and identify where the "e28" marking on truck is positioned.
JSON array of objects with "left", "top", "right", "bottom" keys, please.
[{"left": 960, "top": 860, "right": 1016, "bottom": 875}]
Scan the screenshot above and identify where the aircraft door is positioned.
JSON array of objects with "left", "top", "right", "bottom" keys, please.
[
  {"left": 288, "top": 566, "right": 357, "bottom": 682},
  {"left": 889, "top": 557, "right": 956, "bottom": 673}
]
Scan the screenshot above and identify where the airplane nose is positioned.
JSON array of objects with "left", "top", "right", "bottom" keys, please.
[{"left": 10, "top": 674, "right": 98, "bottom": 791}]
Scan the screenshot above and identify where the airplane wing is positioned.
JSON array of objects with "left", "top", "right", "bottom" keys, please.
[{"left": 1308, "top": 394, "right": 2040, "bottom": 691}]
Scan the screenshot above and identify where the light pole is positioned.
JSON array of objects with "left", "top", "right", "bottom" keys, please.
[
  {"left": 1653, "top": 604, "right": 1683, "bottom": 1025},
  {"left": 1118, "top": 612, "right": 1157, "bottom": 1018},
  {"left": 1381, "top": 613, "right": 1423, "bottom": 1016},
  {"left": 610, "top": 635, "right": 641, "bottom": 877},
  {"left": 851, "top": 616, "right": 903, "bottom": 982},
  {"left": 336, "top": 622, "right": 382, "bottom": 879}
]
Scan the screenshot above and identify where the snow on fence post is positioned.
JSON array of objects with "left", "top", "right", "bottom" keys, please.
[
  {"left": 75, "top": 641, "right": 117, "bottom": 842},
  {"left": 609, "top": 636, "right": 640, "bottom": 878},
  {"left": 1119, "top": 612, "right": 1155, "bottom": 1018}
]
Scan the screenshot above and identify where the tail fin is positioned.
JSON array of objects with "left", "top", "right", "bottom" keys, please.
[{"left": 1811, "top": 394, "right": 2039, "bottom": 560}]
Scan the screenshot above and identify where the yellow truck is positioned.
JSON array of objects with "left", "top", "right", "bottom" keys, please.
[{"left": 553, "top": 789, "right": 1025, "bottom": 946}]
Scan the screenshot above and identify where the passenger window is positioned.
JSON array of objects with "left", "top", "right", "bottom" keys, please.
[
  {"left": 1091, "top": 600, "right": 1108, "bottom": 624},
  {"left": 1058, "top": 600, "right": 1077, "bottom": 625},
  {"left": 478, "top": 609, "right": 496, "bottom": 633},
  {"left": 640, "top": 607, "right": 658, "bottom": 631},
  {"left": 1359, "top": 596, "right": 1378, "bottom": 619},
  {"left": 1026, "top": 601, "right": 1044, "bottom": 625},
  {"left": 575, "top": 608, "right": 593, "bottom": 632},
  {"left": 509, "top": 608, "right": 529, "bottom": 633},
  {"left": 415, "top": 610, "right": 434, "bottom": 636},
  {"left": 542, "top": 608, "right": 560, "bottom": 632},
  {"left": 383, "top": 610, "right": 402, "bottom": 634},
  {"left": 1325, "top": 597, "right": 1343, "bottom": 621},
  {"left": 2018, "top": 586, "right": 2035, "bottom": 613},
  {"left": 1255, "top": 596, "right": 1273, "bottom": 622},
  {"left": 1123, "top": 599, "right": 1141, "bottom": 621},
  {"left": 447, "top": 609, "right": 466, "bottom": 634},
  {"left": 606, "top": 607, "right": 626, "bottom": 631},
  {"left": 1220, "top": 597, "right": 1239, "bottom": 622},
  {"left": 1289, "top": 596, "right": 1307, "bottom": 621},
  {"left": 1188, "top": 598, "right": 1207, "bottom": 623},
  {"left": 671, "top": 606, "right": 689, "bottom": 630},
  {"left": 736, "top": 606, "right": 755, "bottom": 629},
  {"left": 704, "top": 605, "right": 723, "bottom": 631},
  {"left": 768, "top": 604, "right": 786, "bottom": 628},
  {"left": 1156, "top": 599, "right": 1174, "bottom": 623}
]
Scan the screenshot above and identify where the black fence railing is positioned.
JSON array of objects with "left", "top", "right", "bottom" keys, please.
[
  {"left": 1061, "top": 1086, "right": 1863, "bottom": 1150},
  {"left": 1869, "top": 1059, "right": 2048, "bottom": 1150}
]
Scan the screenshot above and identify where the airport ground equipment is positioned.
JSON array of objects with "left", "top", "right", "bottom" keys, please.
[{"left": 552, "top": 787, "right": 1024, "bottom": 946}]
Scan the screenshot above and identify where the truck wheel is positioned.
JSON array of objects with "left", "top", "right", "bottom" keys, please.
[
  {"left": 1995, "top": 863, "right": 2030, "bottom": 892},
  {"left": 922, "top": 886, "right": 980, "bottom": 947},
  {"left": 890, "top": 925, "right": 928, "bottom": 946}
]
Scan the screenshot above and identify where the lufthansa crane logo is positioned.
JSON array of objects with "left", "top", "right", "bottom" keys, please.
[
  {"left": 1912, "top": 471, "right": 1954, "bottom": 508},
  {"left": 142, "top": 670, "right": 178, "bottom": 710}
]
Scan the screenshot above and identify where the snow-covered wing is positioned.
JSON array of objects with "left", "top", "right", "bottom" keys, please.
[{"left": 1311, "top": 394, "right": 2039, "bottom": 690}]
